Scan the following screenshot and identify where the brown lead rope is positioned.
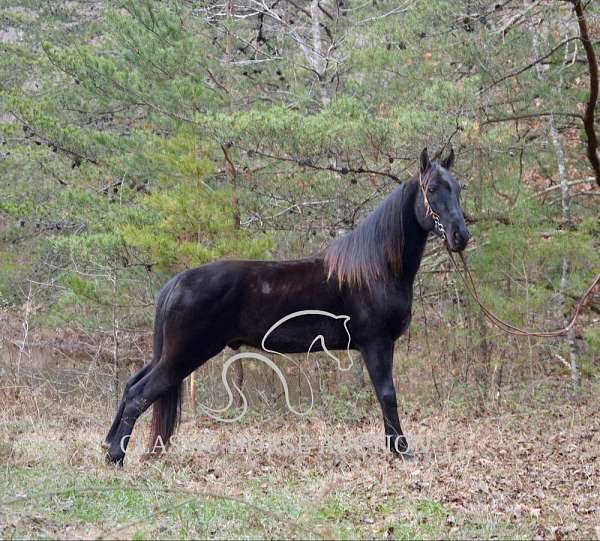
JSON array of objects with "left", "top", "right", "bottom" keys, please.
[
  {"left": 418, "top": 170, "right": 600, "bottom": 337},
  {"left": 446, "top": 248, "right": 600, "bottom": 338}
]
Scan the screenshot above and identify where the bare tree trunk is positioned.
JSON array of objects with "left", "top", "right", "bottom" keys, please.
[
  {"left": 16, "top": 280, "right": 33, "bottom": 387},
  {"left": 473, "top": 114, "right": 492, "bottom": 400},
  {"left": 569, "top": 0, "right": 600, "bottom": 188},
  {"left": 530, "top": 11, "right": 580, "bottom": 391},
  {"left": 223, "top": 144, "right": 244, "bottom": 407},
  {"left": 558, "top": 258, "right": 580, "bottom": 390},
  {"left": 232, "top": 349, "right": 244, "bottom": 408},
  {"left": 110, "top": 269, "right": 120, "bottom": 409},
  {"left": 310, "top": 0, "right": 329, "bottom": 106},
  {"left": 352, "top": 354, "right": 364, "bottom": 390},
  {"left": 548, "top": 120, "right": 570, "bottom": 225},
  {"left": 222, "top": 10, "right": 245, "bottom": 406},
  {"left": 550, "top": 119, "right": 579, "bottom": 391},
  {"left": 189, "top": 373, "right": 197, "bottom": 415}
]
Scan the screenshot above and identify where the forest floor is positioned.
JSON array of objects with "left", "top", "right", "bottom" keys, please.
[{"left": 1, "top": 386, "right": 599, "bottom": 540}]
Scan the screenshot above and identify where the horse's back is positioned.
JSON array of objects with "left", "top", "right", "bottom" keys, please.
[{"left": 157, "top": 256, "right": 333, "bottom": 325}]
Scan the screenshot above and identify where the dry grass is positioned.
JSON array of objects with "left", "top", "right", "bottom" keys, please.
[{"left": 1, "top": 382, "right": 599, "bottom": 539}]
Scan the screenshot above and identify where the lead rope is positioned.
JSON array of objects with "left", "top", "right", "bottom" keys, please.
[
  {"left": 448, "top": 248, "right": 600, "bottom": 338},
  {"left": 418, "top": 172, "right": 600, "bottom": 338}
]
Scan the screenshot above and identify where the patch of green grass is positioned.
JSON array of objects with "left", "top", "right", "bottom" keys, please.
[
  {"left": 1, "top": 461, "right": 313, "bottom": 539},
  {"left": 320, "top": 385, "right": 374, "bottom": 422},
  {"left": 314, "top": 491, "right": 528, "bottom": 540}
]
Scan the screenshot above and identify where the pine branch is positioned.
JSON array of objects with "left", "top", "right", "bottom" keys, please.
[
  {"left": 12, "top": 113, "right": 99, "bottom": 166},
  {"left": 481, "top": 37, "right": 579, "bottom": 94},
  {"left": 244, "top": 148, "right": 403, "bottom": 183},
  {"left": 481, "top": 111, "right": 582, "bottom": 125}
]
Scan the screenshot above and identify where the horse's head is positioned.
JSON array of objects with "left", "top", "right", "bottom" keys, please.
[{"left": 415, "top": 147, "right": 471, "bottom": 252}]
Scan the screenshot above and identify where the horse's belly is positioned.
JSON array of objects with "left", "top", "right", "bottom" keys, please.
[{"left": 240, "top": 316, "right": 354, "bottom": 354}]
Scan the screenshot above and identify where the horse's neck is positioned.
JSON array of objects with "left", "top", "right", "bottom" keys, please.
[{"left": 397, "top": 190, "right": 428, "bottom": 287}]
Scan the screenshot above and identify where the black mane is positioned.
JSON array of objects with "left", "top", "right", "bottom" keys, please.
[{"left": 323, "top": 178, "right": 419, "bottom": 288}]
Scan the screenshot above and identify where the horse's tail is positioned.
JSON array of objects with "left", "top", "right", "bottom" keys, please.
[{"left": 147, "top": 278, "right": 183, "bottom": 456}]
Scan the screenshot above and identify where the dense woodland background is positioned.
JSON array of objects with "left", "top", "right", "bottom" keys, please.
[
  {"left": 1, "top": 1, "right": 600, "bottom": 539},
  {"left": 1, "top": 0, "right": 599, "bottom": 420}
]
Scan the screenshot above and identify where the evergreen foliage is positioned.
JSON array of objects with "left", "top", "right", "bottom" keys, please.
[{"left": 1, "top": 0, "right": 598, "bottom": 386}]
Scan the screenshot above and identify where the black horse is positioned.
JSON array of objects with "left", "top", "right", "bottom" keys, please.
[{"left": 103, "top": 147, "right": 470, "bottom": 465}]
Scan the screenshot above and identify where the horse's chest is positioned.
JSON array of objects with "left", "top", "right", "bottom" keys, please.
[
  {"left": 385, "top": 299, "right": 413, "bottom": 339},
  {"left": 349, "top": 288, "right": 413, "bottom": 341}
]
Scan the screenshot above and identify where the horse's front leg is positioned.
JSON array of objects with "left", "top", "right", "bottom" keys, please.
[{"left": 361, "top": 340, "right": 414, "bottom": 461}]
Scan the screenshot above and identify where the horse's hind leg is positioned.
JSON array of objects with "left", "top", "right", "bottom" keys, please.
[
  {"left": 103, "top": 363, "right": 152, "bottom": 449},
  {"left": 104, "top": 361, "right": 181, "bottom": 466},
  {"left": 104, "top": 339, "right": 226, "bottom": 466}
]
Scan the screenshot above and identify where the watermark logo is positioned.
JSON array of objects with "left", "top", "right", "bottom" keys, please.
[{"left": 198, "top": 310, "right": 355, "bottom": 423}]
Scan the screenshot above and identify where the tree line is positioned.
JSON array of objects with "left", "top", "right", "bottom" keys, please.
[{"left": 1, "top": 0, "right": 598, "bottom": 407}]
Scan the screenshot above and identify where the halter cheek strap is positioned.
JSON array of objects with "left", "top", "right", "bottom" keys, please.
[{"left": 418, "top": 171, "right": 446, "bottom": 239}]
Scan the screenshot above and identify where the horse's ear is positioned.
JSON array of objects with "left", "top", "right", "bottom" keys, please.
[
  {"left": 441, "top": 147, "right": 455, "bottom": 170},
  {"left": 419, "top": 147, "right": 430, "bottom": 173}
]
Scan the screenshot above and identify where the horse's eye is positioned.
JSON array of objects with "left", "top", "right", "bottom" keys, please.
[{"left": 427, "top": 186, "right": 436, "bottom": 193}]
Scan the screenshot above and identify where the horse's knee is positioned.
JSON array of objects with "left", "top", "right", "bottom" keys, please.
[{"left": 379, "top": 388, "right": 397, "bottom": 409}]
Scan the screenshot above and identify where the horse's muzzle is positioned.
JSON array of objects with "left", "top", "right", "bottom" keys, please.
[{"left": 447, "top": 225, "right": 471, "bottom": 252}]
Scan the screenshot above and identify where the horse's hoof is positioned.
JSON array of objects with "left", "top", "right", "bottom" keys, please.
[
  {"left": 400, "top": 449, "right": 416, "bottom": 463},
  {"left": 105, "top": 451, "right": 124, "bottom": 468}
]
